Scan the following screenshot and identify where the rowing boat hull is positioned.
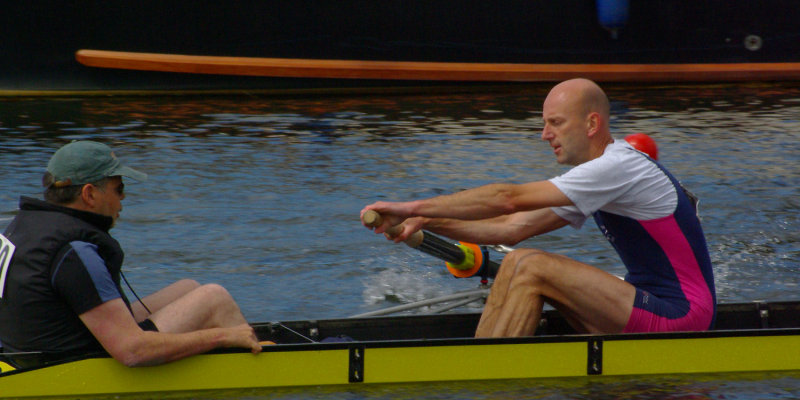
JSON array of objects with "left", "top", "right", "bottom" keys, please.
[
  {"left": 2, "top": 330, "right": 800, "bottom": 397},
  {"left": 3, "top": 1, "right": 800, "bottom": 95},
  {"left": 2, "top": 301, "right": 800, "bottom": 398}
]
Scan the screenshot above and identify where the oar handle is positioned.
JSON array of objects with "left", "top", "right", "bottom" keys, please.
[{"left": 361, "top": 210, "right": 424, "bottom": 247}]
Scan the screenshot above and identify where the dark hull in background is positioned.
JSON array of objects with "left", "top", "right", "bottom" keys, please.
[{"left": 3, "top": 0, "right": 799, "bottom": 94}]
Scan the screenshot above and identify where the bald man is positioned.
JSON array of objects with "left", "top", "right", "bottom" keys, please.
[{"left": 362, "top": 79, "right": 715, "bottom": 337}]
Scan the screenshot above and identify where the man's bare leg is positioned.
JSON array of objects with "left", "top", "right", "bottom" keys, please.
[
  {"left": 476, "top": 250, "right": 544, "bottom": 337},
  {"left": 131, "top": 279, "right": 201, "bottom": 322},
  {"left": 146, "top": 283, "right": 250, "bottom": 333},
  {"left": 475, "top": 248, "right": 636, "bottom": 337}
]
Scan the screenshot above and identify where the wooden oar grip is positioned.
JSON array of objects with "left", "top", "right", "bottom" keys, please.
[
  {"left": 362, "top": 210, "right": 424, "bottom": 248},
  {"left": 361, "top": 209, "right": 383, "bottom": 227}
]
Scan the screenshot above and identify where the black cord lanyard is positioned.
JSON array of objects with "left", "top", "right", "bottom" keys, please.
[{"left": 120, "top": 270, "right": 151, "bottom": 315}]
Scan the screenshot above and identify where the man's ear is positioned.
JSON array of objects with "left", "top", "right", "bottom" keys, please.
[
  {"left": 586, "top": 112, "right": 601, "bottom": 137},
  {"left": 79, "top": 184, "right": 98, "bottom": 208}
]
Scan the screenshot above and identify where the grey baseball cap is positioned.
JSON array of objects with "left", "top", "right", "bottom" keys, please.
[{"left": 46, "top": 141, "right": 147, "bottom": 187}]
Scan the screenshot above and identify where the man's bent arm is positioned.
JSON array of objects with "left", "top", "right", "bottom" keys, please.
[{"left": 80, "top": 298, "right": 261, "bottom": 367}]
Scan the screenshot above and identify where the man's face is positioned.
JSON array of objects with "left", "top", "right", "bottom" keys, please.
[
  {"left": 91, "top": 176, "right": 125, "bottom": 227},
  {"left": 541, "top": 89, "right": 590, "bottom": 166}
]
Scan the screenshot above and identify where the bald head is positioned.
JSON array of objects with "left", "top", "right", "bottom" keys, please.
[
  {"left": 541, "top": 79, "right": 614, "bottom": 165},
  {"left": 547, "top": 78, "right": 610, "bottom": 123}
]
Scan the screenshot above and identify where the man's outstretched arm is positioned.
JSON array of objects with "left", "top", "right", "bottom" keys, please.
[{"left": 80, "top": 298, "right": 261, "bottom": 367}]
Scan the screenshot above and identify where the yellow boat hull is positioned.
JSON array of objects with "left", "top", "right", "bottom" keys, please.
[{"left": 3, "top": 329, "right": 800, "bottom": 398}]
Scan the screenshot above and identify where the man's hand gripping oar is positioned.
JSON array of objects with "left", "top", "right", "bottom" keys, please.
[
  {"left": 360, "top": 209, "right": 500, "bottom": 279},
  {"left": 360, "top": 209, "right": 424, "bottom": 246}
]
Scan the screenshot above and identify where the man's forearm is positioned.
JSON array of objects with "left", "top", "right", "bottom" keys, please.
[
  {"left": 413, "top": 183, "right": 520, "bottom": 221},
  {"left": 423, "top": 215, "right": 518, "bottom": 245},
  {"left": 423, "top": 208, "right": 570, "bottom": 246},
  {"left": 102, "top": 328, "right": 216, "bottom": 367}
]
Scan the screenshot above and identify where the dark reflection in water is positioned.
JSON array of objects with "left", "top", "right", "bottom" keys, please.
[
  {"left": 100, "top": 371, "right": 800, "bottom": 400},
  {"left": 1, "top": 82, "right": 798, "bottom": 398}
]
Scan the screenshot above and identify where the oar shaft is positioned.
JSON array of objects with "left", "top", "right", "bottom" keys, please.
[
  {"left": 415, "top": 232, "right": 466, "bottom": 264},
  {"left": 361, "top": 210, "right": 500, "bottom": 278},
  {"left": 362, "top": 210, "right": 462, "bottom": 262}
]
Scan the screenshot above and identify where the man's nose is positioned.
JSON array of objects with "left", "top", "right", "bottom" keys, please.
[{"left": 541, "top": 126, "right": 551, "bottom": 140}]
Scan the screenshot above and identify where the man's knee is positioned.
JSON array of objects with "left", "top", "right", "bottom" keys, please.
[
  {"left": 171, "top": 279, "right": 201, "bottom": 294},
  {"left": 504, "top": 248, "right": 547, "bottom": 264},
  {"left": 501, "top": 249, "right": 559, "bottom": 283},
  {"left": 196, "top": 284, "right": 247, "bottom": 326},
  {"left": 196, "top": 283, "right": 234, "bottom": 301},
  {"left": 177, "top": 278, "right": 201, "bottom": 289}
]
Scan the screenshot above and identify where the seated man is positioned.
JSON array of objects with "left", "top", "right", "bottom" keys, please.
[
  {"left": 362, "top": 78, "right": 715, "bottom": 337},
  {"left": 0, "top": 141, "right": 261, "bottom": 366}
]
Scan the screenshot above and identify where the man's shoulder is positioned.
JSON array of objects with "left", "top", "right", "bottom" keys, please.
[
  {"left": 585, "top": 140, "right": 660, "bottom": 175},
  {"left": 599, "top": 140, "right": 639, "bottom": 161}
]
